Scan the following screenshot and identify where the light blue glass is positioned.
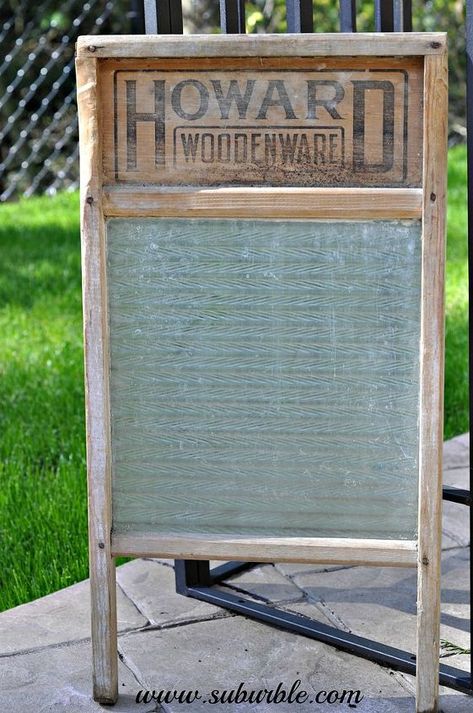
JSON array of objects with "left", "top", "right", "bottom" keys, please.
[{"left": 107, "top": 218, "right": 421, "bottom": 540}]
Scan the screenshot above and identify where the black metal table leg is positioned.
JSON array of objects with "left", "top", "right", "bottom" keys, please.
[{"left": 174, "top": 551, "right": 472, "bottom": 695}]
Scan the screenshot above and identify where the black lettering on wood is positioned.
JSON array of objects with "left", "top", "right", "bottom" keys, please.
[
  {"left": 306, "top": 80, "right": 344, "bottom": 120},
  {"left": 352, "top": 80, "right": 395, "bottom": 173},
  {"left": 126, "top": 80, "right": 165, "bottom": 170},
  {"left": 256, "top": 80, "right": 297, "bottom": 120},
  {"left": 211, "top": 80, "right": 256, "bottom": 119},
  {"left": 171, "top": 80, "right": 209, "bottom": 121}
]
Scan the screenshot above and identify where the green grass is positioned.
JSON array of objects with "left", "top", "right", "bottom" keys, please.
[
  {"left": 0, "top": 192, "right": 88, "bottom": 612},
  {"left": 0, "top": 147, "right": 469, "bottom": 612},
  {"left": 445, "top": 144, "right": 469, "bottom": 440}
]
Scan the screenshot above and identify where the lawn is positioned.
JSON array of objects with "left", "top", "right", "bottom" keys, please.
[
  {"left": 444, "top": 144, "right": 469, "bottom": 440},
  {"left": 0, "top": 145, "right": 469, "bottom": 612}
]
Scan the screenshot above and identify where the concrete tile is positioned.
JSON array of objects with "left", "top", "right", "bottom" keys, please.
[
  {"left": 116, "top": 558, "right": 228, "bottom": 626},
  {"left": 204, "top": 590, "right": 343, "bottom": 629},
  {"left": 210, "top": 560, "right": 230, "bottom": 568},
  {"left": 443, "top": 433, "right": 469, "bottom": 471},
  {"left": 291, "top": 548, "right": 471, "bottom": 659},
  {"left": 119, "top": 614, "right": 415, "bottom": 712},
  {"left": 3, "top": 618, "right": 468, "bottom": 713},
  {"left": 439, "top": 547, "right": 470, "bottom": 661},
  {"left": 442, "top": 434, "right": 469, "bottom": 546},
  {"left": 442, "top": 530, "right": 463, "bottom": 550},
  {"left": 439, "top": 650, "right": 470, "bottom": 674},
  {"left": 0, "top": 578, "right": 146, "bottom": 657},
  {"left": 277, "top": 597, "right": 351, "bottom": 630},
  {"left": 0, "top": 640, "right": 138, "bottom": 713},
  {"left": 438, "top": 692, "right": 473, "bottom": 713},
  {"left": 442, "top": 470, "right": 470, "bottom": 546},
  {"left": 443, "top": 464, "right": 470, "bottom": 489},
  {"left": 150, "top": 557, "right": 175, "bottom": 566},
  {"left": 221, "top": 563, "right": 304, "bottom": 603},
  {"left": 275, "top": 562, "right": 355, "bottom": 577},
  {"left": 396, "top": 673, "right": 473, "bottom": 712},
  {"left": 293, "top": 565, "right": 418, "bottom": 653}
]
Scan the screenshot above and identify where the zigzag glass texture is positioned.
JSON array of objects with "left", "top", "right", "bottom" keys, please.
[{"left": 106, "top": 218, "right": 421, "bottom": 540}]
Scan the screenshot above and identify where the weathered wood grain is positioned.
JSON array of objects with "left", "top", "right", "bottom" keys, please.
[
  {"left": 416, "top": 50, "right": 448, "bottom": 713},
  {"left": 102, "top": 186, "right": 423, "bottom": 218},
  {"left": 99, "top": 57, "right": 424, "bottom": 188},
  {"left": 76, "top": 56, "right": 118, "bottom": 705},
  {"left": 76, "top": 33, "right": 446, "bottom": 58},
  {"left": 111, "top": 533, "right": 418, "bottom": 567}
]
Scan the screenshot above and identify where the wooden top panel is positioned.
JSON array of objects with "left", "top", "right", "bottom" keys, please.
[
  {"left": 76, "top": 33, "right": 446, "bottom": 58},
  {"left": 100, "top": 57, "right": 423, "bottom": 188}
]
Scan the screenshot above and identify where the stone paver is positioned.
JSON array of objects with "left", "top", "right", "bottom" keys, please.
[
  {"left": 119, "top": 615, "right": 415, "bottom": 712},
  {"left": 442, "top": 434, "right": 470, "bottom": 548},
  {"left": 0, "top": 433, "right": 470, "bottom": 712},
  {"left": 219, "top": 563, "right": 304, "bottom": 604},
  {"left": 443, "top": 433, "right": 469, "bottom": 470},
  {"left": 274, "top": 562, "right": 355, "bottom": 577},
  {"left": 0, "top": 578, "right": 146, "bottom": 656},
  {"left": 0, "top": 640, "right": 138, "bottom": 713},
  {"left": 442, "top": 467, "right": 470, "bottom": 547},
  {"left": 116, "top": 558, "right": 229, "bottom": 626},
  {"left": 291, "top": 550, "right": 470, "bottom": 664}
]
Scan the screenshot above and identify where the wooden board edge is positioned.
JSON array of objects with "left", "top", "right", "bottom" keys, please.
[
  {"left": 76, "top": 32, "right": 447, "bottom": 58},
  {"left": 416, "top": 49, "right": 448, "bottom": 713},
  {"left": 111, "top": 534, "right": 418, "bottom": 567},
  {"left": 76, "top": 55, "right": 118, "bottom": 706},
  {"left": 102, "top": 187, "right": 423, "bottom": 220}
]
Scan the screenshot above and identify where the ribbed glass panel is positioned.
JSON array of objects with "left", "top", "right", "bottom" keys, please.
[{"left": 107, "top": 218, "right": 421, "bottom": 540}]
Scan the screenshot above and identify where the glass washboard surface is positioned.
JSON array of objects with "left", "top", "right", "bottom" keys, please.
[{"left": 106, "top": 218, "right": 421, "bottom": 541}]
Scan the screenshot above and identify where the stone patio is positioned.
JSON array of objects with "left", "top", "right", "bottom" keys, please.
[{"left": 0, "top": 434, "right": 471, "bottom": 712}]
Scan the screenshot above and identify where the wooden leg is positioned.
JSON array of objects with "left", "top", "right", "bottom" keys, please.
[
  {"left": 416, "top": 547, "right": 441, "bottom": 713},
  {"left": 416, "top": 48, "right": 447, "bottom": 713},
  {"left": 90, "top": 552, "right": 118, "bottom": 705},
  {"left": 77, "top": 53, "right": 118, "bottom": 706}
]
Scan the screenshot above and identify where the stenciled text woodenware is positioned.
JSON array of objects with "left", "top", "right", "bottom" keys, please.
[{"left": 76, "top": 34, "right": 447, "bottom": 712}]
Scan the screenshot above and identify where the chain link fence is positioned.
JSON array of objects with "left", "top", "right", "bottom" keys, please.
[{"left": 0, "top": 1, "right": 143, "bottom": 202}]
